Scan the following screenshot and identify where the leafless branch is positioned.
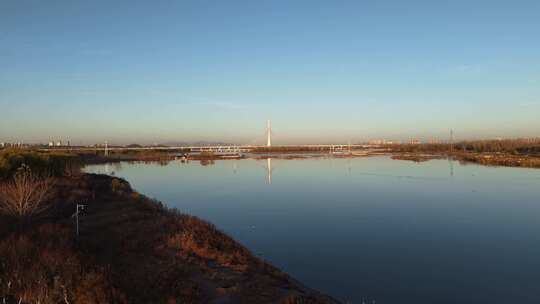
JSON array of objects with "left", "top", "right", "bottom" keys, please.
[{"left": 0, "top": 165, "right": 55, "bottom": 217}]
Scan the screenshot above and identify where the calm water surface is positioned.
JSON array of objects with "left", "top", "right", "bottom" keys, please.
[{"left": 85, "top": 156, "right": 540, "bottom": 303}]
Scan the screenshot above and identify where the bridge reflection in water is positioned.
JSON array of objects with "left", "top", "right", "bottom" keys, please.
[{"left": 266, "top": 158, "right": 273, "bottom": 185}]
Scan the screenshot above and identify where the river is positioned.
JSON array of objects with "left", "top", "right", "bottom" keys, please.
[{"left": 85, "top": 156, "right": 540, "bottom": 303}]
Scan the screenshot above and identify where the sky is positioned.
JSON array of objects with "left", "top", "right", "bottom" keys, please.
[{"left": 1, "top": 0, "right": 539, "bottom": 145}]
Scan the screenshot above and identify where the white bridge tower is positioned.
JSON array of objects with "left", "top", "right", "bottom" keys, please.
[{"left": 266, "top": 120, "right": 272, "bottom": 147}]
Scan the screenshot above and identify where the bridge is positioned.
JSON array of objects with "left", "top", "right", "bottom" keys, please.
[
  {"left": 39, "top": 144, "right": 380, "bottom": 154},
  {"left": 38, "top": 121, "right": 382, "bottom": 154}
]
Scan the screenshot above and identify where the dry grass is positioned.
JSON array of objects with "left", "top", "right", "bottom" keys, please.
[
  {"left": 0, "top": 224, "right": 126, "bottom": 304},
  {"left": 167, "top": 214, "right": 253, "bottom": 270},
  {"left": 391, "top": 154, "right": 444, "bottom": 163},
  {"left": 455, "top": 152, "right": 540, "bottom": 168}
]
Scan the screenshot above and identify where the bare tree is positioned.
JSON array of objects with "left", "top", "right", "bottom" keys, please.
[
  {"left": 0, "top": 165, "right": 54, "bottom": 217},
  {"left": 63, "top": 157, "right": 81, "bottom": 177}
]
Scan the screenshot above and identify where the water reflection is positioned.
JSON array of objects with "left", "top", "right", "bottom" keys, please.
[
  {"left": 266, "top": 158, "right": 273, "bottom": 185},
  {"left": 200, "top": 159, "right": 215, "bottom": 166},
  {"left": 229, "top": 157, "right": 276, "bottom": 184}
]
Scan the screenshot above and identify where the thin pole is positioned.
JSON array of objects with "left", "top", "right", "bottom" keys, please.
[
  {"left": 74, "top": 204, "right": 86, "bottom": 238},
  {"left": 76, "top": 208, "right": 79, "bottom": 236},
  {"left": 450, "top": 129, "right": 454, "bottom": 154}
]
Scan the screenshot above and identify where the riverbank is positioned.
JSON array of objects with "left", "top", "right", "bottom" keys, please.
[
  {"left": 75, "top": 149, "right": 381, "bottom": 166},
  {"left": 0, "top": 173, "right": 339, "bottom": 303},
  {"left": 389, "top": 151, "right": 540, "bottom": 169},
  {"left": 452, "top": 152, "right": 540, "bottom": 168},
  {"left": 385, "top": 139, "right": 540, "bottom": 169},
  {"left": 82, "top": 147, "right": 540, "bottom": 170}
]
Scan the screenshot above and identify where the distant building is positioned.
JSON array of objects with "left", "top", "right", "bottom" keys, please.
[
  {"left": 0, "top": 142, "right": 4, "bottom": 148},
  {"left": 56, "top": 141, "right": 62, "bottom": 146},
  {"left": 369, "top": 139, "right": 400, "bottom": 145},
  {"left": 409, "top": 139, "right": 421, "bottom": 145},
  {"left": 49, "top": 141, "right": 54, "bottom": 147}
]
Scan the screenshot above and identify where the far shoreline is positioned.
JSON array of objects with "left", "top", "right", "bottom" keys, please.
[{"left": 78, "top": 149, "right": 540, "bottom": 170}]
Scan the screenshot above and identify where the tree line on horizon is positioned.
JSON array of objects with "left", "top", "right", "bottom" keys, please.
[{"left": 387, "top": 138, "right": 540, "bottom": 154}]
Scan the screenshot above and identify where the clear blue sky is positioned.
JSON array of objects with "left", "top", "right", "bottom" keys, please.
[{"left": 1, "top": 0, "right": 539, "bottom": 145}]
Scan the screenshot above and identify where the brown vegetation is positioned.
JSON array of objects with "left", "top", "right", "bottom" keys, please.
[
  {"left": 391, "top": 154, "right": 444, "bottom": 163},
  {"left": 0, "top": 165, "right": 54, "bottom": 217},
  {"left": 453, "top": 152, "right": 540, "bottom": 168},
  {"left": 387, "top": 139, "right": 540, "bottom": 168},
  {"left": 456, "top": 138, "right": 540, "bottom": 154},
  {"left": 387, "top": 138, "right": 540, "bottom": 155},
  {"left": 0, "top": 149, "right": 81, "bottom": 179},
  {"left": 0, "top": 224, "right": 125, "bottom": 304}
]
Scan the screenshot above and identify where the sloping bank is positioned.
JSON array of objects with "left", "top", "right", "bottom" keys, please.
[{"left": 0, "top": 173, "right": 339, "bottom": 304}]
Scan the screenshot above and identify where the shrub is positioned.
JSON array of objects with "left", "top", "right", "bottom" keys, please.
[
  {"left": 0, "top": 149, "right": 81, "bottom": 180},
  {"left": 167, "top": 214, "right": 252, "bottom": 269},
  {"left": 0, "top": 149, "right": 49, "bottom": 179},
  {"left": 0, "top": 225, "right": 126, "bottom": 304},
  {"left": 0, "top": 165, "right": 54, "bottom": 217},
  {"left": 111, "top": 178, "right": 130, "bottom": 194}
]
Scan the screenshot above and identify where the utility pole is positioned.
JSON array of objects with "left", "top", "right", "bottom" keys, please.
[
  {"left": 450, "top": 129, "right": 454, "bottom": 154},
  {"left": 450, "top": 129, "right": 454, "bottom": 153},
  {"left": 104, "top": 141, "right": 109, "bottom": 156},
  {"left": 72, "top": 203, "right": 86, "bottom": 238}
]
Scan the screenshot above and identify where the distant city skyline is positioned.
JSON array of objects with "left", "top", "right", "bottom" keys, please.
[
  {"left": 1, "top": 131, "right": 539, "bottom": 147},
  {"left": 1, "top": 0, "right": 539, "bottom": 144}
]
